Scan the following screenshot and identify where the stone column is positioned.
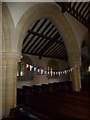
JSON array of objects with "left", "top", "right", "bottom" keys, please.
[
  {"left": 4, "top": 53, "right": 20, "bottom": 116},
  {"left": 0, "top": 2, "right": 2, "bottom": 119},
  {"left": 71, "top": 68, "right": 79, "bottom": 91},
  {"left": 1, "top": 54, "right": 6, "bottom": 118},
  {"left": 77, "top": 67, "right": 81, "bottom": 89},
  {"left": 70, "top": 66, "right": 81, "bottom": 91},
  {"left": 0, "top": 53, "right": 3, "bottom": 119},
  {"left": 68, "top": 50, "right": 82, "bottom": 92}
]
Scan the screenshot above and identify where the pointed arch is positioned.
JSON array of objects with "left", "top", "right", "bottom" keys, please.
[{"left": 16, "top": 3, "right": 81, "bottom": 67}]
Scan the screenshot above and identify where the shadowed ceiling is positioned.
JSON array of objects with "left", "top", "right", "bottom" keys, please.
[
  {"left": 22, "top": 2, "right": 89, "bottom": 60},
  {"left": 22, "top": 18, "right": 68, "bottom": 60}
]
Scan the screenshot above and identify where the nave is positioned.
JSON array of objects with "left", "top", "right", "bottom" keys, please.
[{"left": 1, "top": 1, "right": 90, "bottom": 120}]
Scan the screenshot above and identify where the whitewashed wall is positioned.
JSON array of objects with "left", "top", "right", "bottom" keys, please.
[
  {"left": 17, "top": 55, "right": 69, "bottom": 88},
  {"left": 7, "top": 2, "right": 38, "bottom": 27}
]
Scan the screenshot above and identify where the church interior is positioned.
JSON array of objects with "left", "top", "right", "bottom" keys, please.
[{"left": 0, "top": 1, "right": 90, "bottom": 120}]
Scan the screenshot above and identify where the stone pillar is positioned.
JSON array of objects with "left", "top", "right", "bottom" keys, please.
[
  {"left": 77, "top": 67, "right": 81, "bottom": 89},
  {"left": 71, "top": 68, "right": 79, "bottom": 91},
  {"left": 70, "top": 67, "right": 81, "bottom": 91},
  {"left": 3, "top": 53, "right": 20, "bottom": 116},
  {"left": 0, "top": 1, "right": 2, "bottom": 119},
  {"left": 2, "top": 53, "right": 6, "bottom": 117},
  {"left": 0, "top": 53, "right": 2, "bottom": 119},
  {"left": 68, "top": 50, "right": 82, "bottom": 92}
]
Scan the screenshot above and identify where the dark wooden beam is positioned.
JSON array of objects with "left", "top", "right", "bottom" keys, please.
[
  {"left": 38, "top": 33, "right": 60, "bottom": 56},
  {"left": 43, "top": 42, "right": 58, "bottom": 55},
  {"left": 78, "top": 3, "right": 86, "bottom": 21},
  {"left": 22, "top": 51, "right": 66, "bottom": 60},
  {"left": 27, "top": 30, "right": 50, "bottom": 40},
  {"left": 81, "top": 4, "right": 89, "bottom": 21},
  {"left": 44, "top": 37, "right": 63, "bottom": 56},
  {"left": 41, "top": 21, "right": 52, "bottom": 34},
  {"left": 22, "top": 34, "right": 36, "bottom": 52},
  {"left": 22, "top": 28, "right": 56, "bottom": 53},
  {"left": 31, "top": 28, "right": 57, "bottom": 54},
  {"left": 35, "top": 19, "right": 47, "bottom": 33},
  {"left": 56, "top": 2, "right": 88, "bottom": 28},
  {"left": 71, "top": 2, "right": 77, "bottom": 10},
  {"left": 71, "top": 2, "right": 77, "bottom": 15},
  {"left": 46, "top": 44, "right": 60, "bottom": 56},
  {"left": 76, "top": 3, "right": 82, "bottom": 18},
  {"left": 23, "top": 32, "right": 32, "bottom": 45},
  {"left": 82, "top": 11, "right": 89, "bottom": 24},
  {"left": 26, "top": 36, "right": 42, "bottom": 53},
  {"left": 34, "top": 39, "right": 49, "bottom": 54},
  {"left": 56, "top": 49, "right": 67, "bottom": 58},
  {"left": 23, "top": 20, "right": 40, "bottom": 44},
  {"left": 31, "top": 19, "right": 40, "bottom": 31},
  {"left": 57, "top": 49, "right": 66, "bottom": 57},
  {"left": 24, "top": 20, "right": 53, "bottom": 53},
  {"left": 85, "top": 11, "right": 89, "bottom": 20},
  {"left": 30, "top": 38, "right": 47, "bottom": 54},
  {"left": 81, "top": 3, "right": 88, "bottom": 16},
  {"left": 47, "top": 43, "right": 64, "bottom": 56},
  {"left": 54, "top": 46, "right": 65, "bottom": 56}
]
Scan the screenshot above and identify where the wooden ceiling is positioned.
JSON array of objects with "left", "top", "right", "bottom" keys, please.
[
  {"left": 22, "top": 18, "right": 68, "bottom": 60},
  {"left": 22, "top": 2, "right": 89, "bottom": 60},
  {"left": 56, "top": 2, "right": 89, "bottom": 28}
]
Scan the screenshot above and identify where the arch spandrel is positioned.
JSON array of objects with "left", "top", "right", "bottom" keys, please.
[{"left": 2, "top": 3, "right": 15, "bottom": 53}]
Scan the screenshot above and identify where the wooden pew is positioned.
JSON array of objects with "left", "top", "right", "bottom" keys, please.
[
  {"left": 26, "top": 94, "right": 89, "bottom": 119},
  {"left": 17, "top": 81, "right": 90, "bottom": 120}
]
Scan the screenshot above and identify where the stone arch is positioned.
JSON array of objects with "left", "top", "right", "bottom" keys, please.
[
  {"left": 16, "top": 3, "right": 81, "bottom": 68},
  {"left": 2, "top": 3, "right": 15, "bottom": 52}
]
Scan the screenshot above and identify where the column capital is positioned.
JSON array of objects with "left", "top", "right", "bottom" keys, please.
[{"left": 2, "top": 52, "right": 21, "bottom": 64}]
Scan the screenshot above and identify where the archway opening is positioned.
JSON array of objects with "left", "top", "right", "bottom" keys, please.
[
  {"left": 17, "top": 3, "right": 80, "bottom": 67},
  {"left": 19, "top": 18, "right": 70, "bottom": 85},
  {"left": 16, "top": 3, "right": 81, "bottom": 95}
]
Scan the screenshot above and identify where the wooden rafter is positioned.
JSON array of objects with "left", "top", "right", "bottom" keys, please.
[
  {"left": 38, "top": 33, "right": 60, "bottom": 56},
  {"left": 56, "top": 2, "right": 89, "bottom": 28},
  {"left": 22, "top": 18, "right": 68, "bottom": 60}
]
